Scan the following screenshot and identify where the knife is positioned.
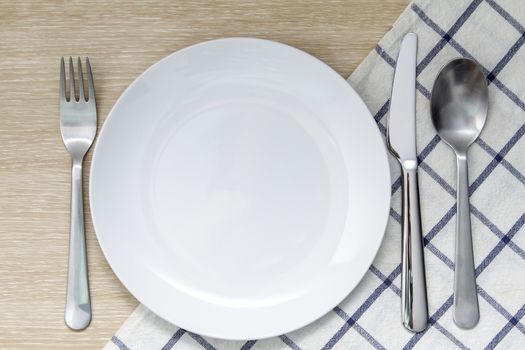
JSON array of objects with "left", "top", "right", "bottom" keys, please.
[{"left": 386, "top": 32, "right": 429, "bottom": 333}]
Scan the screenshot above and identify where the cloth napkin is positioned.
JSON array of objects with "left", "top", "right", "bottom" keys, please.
[{"left": 105, "top": 0, "right": 525, "bottom": 348}]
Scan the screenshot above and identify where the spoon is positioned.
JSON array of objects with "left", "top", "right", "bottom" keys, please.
[{"left": 430, "top": 58, "right": 488, "bottom": 329}]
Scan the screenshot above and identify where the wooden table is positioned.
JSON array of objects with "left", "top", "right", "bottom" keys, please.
[{"left": 0, "top": 1, "right": 409, "bottom": 348}]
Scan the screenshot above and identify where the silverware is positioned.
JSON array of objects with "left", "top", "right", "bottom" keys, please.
[
  {"left": 430, "top": 58, "right": 488, "bottom": 329},
  {"left": 60, "top": 57, "right": 97, "bottom": 330},
  {"left": 387, "top": 33, "right": 429, "bottom": 332}
]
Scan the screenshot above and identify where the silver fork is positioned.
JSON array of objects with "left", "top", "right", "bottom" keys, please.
[{"left": 60, "top": 57, "right": 96, "bottom": 330}]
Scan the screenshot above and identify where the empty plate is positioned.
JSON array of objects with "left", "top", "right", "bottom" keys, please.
[{"left": 90, "top": 38, "right": 390, "bottom": 340}]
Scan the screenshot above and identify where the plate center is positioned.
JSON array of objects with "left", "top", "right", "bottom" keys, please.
[{"left": 143, "top": 96, "right": 347, "bottom": 301}]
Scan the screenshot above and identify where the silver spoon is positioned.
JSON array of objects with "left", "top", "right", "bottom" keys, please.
[{"left": 430, "top": 58, "right": 488, "bottom": 329}]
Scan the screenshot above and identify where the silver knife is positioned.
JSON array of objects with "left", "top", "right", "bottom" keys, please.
[{"left": 386, "top": 32, "right": 429, "bottom": 332}]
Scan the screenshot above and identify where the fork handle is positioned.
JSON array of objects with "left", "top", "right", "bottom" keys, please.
[
  {"left": 400, "top": 165, "right": 428, "bottom": 332},
  {"left": 65, "top": 159, "right": 91, "bottom": 330}
]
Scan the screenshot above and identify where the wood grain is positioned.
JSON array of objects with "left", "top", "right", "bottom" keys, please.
[{"left": 0, "top": 0, "right": 409, "bottom": 348}]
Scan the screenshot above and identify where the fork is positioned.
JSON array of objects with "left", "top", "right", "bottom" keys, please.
[{"left": 60, "top": 57, "right": 97, "bottom": 330}]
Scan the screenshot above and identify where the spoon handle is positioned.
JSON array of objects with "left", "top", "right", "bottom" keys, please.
[
  {"left": 454, "top": 152, "right": 479, "bottom": 329},
  {"left": 400, "top": 165, "right": 428, "bottom": 332}
]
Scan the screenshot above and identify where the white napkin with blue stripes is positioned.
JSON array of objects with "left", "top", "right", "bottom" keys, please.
[{"left": 105, "top": 0, "right": 525, "bottom": 348}]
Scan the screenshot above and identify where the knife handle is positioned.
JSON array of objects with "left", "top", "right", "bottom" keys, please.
[{"left": 400, "top": 164, "right": 428, "bottom": 332}]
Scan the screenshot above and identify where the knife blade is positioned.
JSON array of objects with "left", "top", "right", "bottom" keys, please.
[
  {"left": 387, "top": 32, "right": 417, "bottom": 164},
  {"left": 386, "top": 32, "right": 429, "bottom": 333}
]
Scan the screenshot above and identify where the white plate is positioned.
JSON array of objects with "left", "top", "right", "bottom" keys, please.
[{"left": 90, "top": 38, "right": 390, "bottom": 340}]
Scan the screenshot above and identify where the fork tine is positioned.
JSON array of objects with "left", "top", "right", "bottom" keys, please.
[
  {"left": 86, "top": 57, "right": 95, "bottom": 102},
  {"left": 77, "top": 57, "right": 85, "bottom": 101},
  {"left": 69, "top": 56, "right": 76, "bottom": 102},
  {"left": 60, "top": 57, "right": 67, "bottom": 102}
]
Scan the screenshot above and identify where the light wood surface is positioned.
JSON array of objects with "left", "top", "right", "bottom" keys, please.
[{"left": 0, "top": 1, "right": 409, "bottom": 348}]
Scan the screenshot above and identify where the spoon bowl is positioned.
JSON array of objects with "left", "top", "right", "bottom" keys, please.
[
  {"left": 430, "top": 57, "right": 488, "bottom": 329},
  {"left": 431, "top": 58, "right": 488, "bottom": 152}
]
